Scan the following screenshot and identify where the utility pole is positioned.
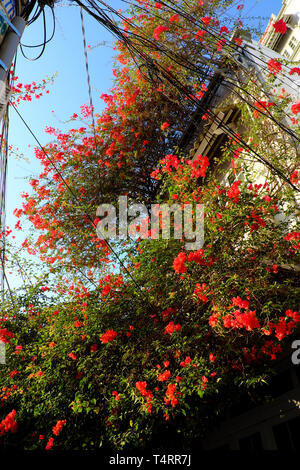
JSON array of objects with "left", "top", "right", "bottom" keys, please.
[{"left": 0, "top": 5, "right": 29, "bottom": 302}]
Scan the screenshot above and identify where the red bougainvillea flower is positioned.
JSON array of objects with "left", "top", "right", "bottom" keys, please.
[
  {"left": 220, "top": 26, "right": 229, "bottom": 34},
  {"left": 161, "top": 121, "right": 170, "bottom": 131},
  {"left": 272, "top": 19, "right": 287, "bottom": 34},
  {"left": 0, "top": 410, "right": 18, "bottom": 435},
  {"left": 193, "top": 283, "right": 210, "bottom": 302},
  {"left": 112, "top": 391, "right": 120, "bottom": 401},
  {"left": 157, "top": 370, "right": 171, "bottom": 381},
  {"left": 165, "top": 383, "right": 179, "bottom": 407},
  {"left": 253, "top": 100, "right": 275, "bottom": 118},
  {"left": 289, "top": 67, "right": 300, "bottom": 76},
  {"left": 169, "top": 14, "right": 179, "bottom": 23},
  {"left": 68, "top": 352, "right": 77, "bottom": 360},
  {"left": 180, "top": 356, "right": 192, "bottom": 367},
  {"left": 100, "top": 329, "right": 117, "bottom": 344},
  {"left": 0, "top": 328, "right": 14, "bottom": 344},
  {"left": 101, "top": 284, "right": 111, "bottom": 297},
  {"left": 232, "top": 296, "right": 249, "bottom": 310},
  {"left": 290, "top": 170, "right": 299, "bottom": 184},
  {"left": 52, "top": 419, "right": 66, "bottom": 436},
  {"left": 153, "top": 25, "right": 169, "bottom": 41},
  {"left": 291, "top": 100, "right": 300, "bottom": 114},
  {"left": 136, "top": 381, "right": 147, "bottom": 396},
  {"left": 234, "top": 37, "right": 243, "bottom": 46},
  {"left": 267, "top": 58, "right": 282, "bottom": 75},
  {"left": 227, "top": 181, "right": 241, "bottom": 203},
  {"left": 45, "top": 437, "right": 54, "bottom": 450},
  {"left": 208, "top": 312, "right": 219, "bottom": 327},
  {"left": 165, "top": 321, "right": 182, "bottom": 335},
  {"left": 173, "top": 252, "right": 187, "bottom": 273},
  {"left": 201, "top": 16, "right": 211, "bottom": 26}
]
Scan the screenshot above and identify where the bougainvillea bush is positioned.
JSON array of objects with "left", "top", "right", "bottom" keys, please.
[{"left": 0, "top": 0, "right": 299, "bottom": 451}]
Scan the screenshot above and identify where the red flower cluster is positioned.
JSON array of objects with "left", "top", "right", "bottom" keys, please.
[
  {"left": 267, "top": 58, "right": 282, "bottom": 75},
  {"left": 261, "top": 341, "right": 283, "bottom": 360},
  {"left": 291, "top": 100, "right": 300, "bottom": 115},
  {"left": 153, "top": 25, "right": 169, "bottom": 40},
  {"left": 193, "top": 283, "right": 210, "bottom": 303},
  {"left": 157, "top": 370, "right": 171, "bottom": 382},
  {"left": 272, "top": 19, "right": 287, "bottom": 34},
  {"left": 201, "top": 16, "right": 211, "bottom": 26},
  {"left": 0, "top": 410, "right": 18, "bottom": 435},
  {"left": 253, "top": 100, "right": 275, "bottom": 119},
  {"left": 45, "top": 437, "right": 54, "bottom": 450},
  {"left": 161, "top": 307, "right": 177, "bottom": 322},
  {"left": 161, "top": 121, "right": 170, "bottom": 131},
  {"left": 164, "top": 383, "right": 179, "bottom": 407},
  {"left": 187, "top": 154, "right": 209, "bottom": 178},
  {"left": 180, "top": 356, "right": 192, "bottom": 367},
  {"left": 232, "top": 296, "right": 249, "bottom": 310},
  {"left": 173, "top": 252, "right": 187, "bottom": 273},
  {"left": 0, "top": 328, "right": 14, "bottom": 344},
  {"left": 112, "top": 391, "right": 121, "bottom": 401},
  {"left": 208, "top": 312, "right": 219, "bottom": 328},
  {"left": 267, "top": 310, "right": 300, "bottom": 341},
  {"left": 289, "top": 67, "right": 300, "bottom": 76},
  {"left": 165, "top": 321, "right": 182, "bottom": 335},
  {"left": 227, "top": 181, "right": 241, "bottom": 203},
  {"left": 169, "top": 14, "right": 179, "bottom": 23},
  {"left": 136, "top": 381, "right": 153, "bottom": 413},
  {"left": 187, "top": 249, "right": 207, "bottom": 265},
  {"left": 160, "top": 154, "right": 180, "bottom": 173},
  {"left": 52, "top": 419, "right": 66, "bottom": 436},
  {"left": 290, "top": 170, "right": 299, "bottom": 185},
  {"left": 100, "top": 329, "right": 117, "bottom": 344},
  {"left": 223, "top": 310, "right": 260, "bottom": 331}
]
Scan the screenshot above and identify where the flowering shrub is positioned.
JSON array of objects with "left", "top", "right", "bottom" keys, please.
[{"left": 0, "top": 0, "right": 299, "bottom": 452}]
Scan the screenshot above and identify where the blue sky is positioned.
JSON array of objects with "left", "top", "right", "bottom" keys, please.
[{"left": 4, "top": 0, "right": 284, "bottom": 285}]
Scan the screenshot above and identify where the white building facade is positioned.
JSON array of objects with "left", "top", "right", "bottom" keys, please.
[{"left": 260, "top": 0, "right": 300, "bottom": 61}]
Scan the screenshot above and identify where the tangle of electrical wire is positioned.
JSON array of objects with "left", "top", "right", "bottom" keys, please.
[
  {"left": 20, "top": 4, "right": 55, "bottom": 60},
  {"left": 68, "top": 0, "right": 299, "bottom": 191}
]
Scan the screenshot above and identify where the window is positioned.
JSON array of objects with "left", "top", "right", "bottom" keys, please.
[
  {"left": 239, "top": 432, "right": 263, "bottom": 450},
  {"left": 282, "top": 49, "right": 291, "bottom": 58},
  {"left": 288, "top": 37, "right": 297, "bottom": 50},
  {"left": 272, "top": 417, "right": 300, "bottom": 449}
]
